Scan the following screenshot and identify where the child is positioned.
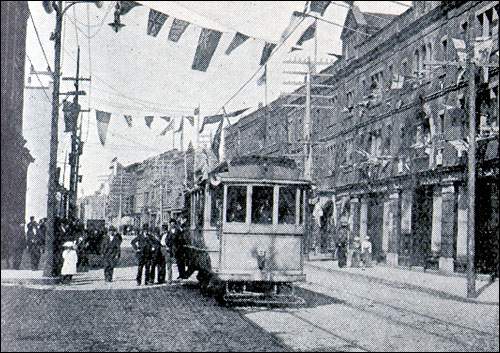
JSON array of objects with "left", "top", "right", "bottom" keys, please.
[
  {"left": 61, "top": 241, "right": 78, "bottom": 284},
  {"left": 360, "top": 236, "right": 373, "bottom": 270}
]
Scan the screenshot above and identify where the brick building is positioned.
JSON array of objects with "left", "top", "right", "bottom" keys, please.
[{"left": 224, "top": 1, "right": 499, "bottom": 275}]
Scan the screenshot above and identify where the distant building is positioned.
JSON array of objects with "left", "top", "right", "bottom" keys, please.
[{"left": 224, "top": 1, "right": 499, "bottom": 275}]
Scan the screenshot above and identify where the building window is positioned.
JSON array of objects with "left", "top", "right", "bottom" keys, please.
[
  {"left": 439, "top": 111, "right": 445, "bottom": 135},
  {"left": 251, "top": 186, "right": 274, "bottom": 224},
  {"left": 441, "top": 37, "right": 448, "bottom": 62},
  {"left": 477, "top": 5, "right": 499, "bottom": 38},
  {"left": 346, "top": 91, "right": 354, "bottom": 109},
  {"left": 384, "top": 124, "right": 392, "bottom": 155},
  {"left": 278, "top": 186, "right": 296, "bottom": 225},
  {"left": 226, "top": 185, "right": 246, "bottom": 223},
  {"left": 370, "top": 71, "right": 384, "bottom": 101},
  {"left": 400, "top": 59, "right": 409, "bottom": 78}
]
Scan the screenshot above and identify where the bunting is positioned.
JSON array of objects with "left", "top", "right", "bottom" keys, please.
[
  {"left": 225, "top": 32, "right": 250, "bottom": 55},
  {"left": 211, "top": 121, "right": 223, "bottom": 161},
  {"left": 199, "top": 114, "right": 224, "bottom": 133},
  {"left": 260, "top": 42, "right": 277, "bottom": 66},
  {"left": 281, "top": 11, "right": 304, "bottom": 41},
  {"left": 145, "top": 115, "right": 154, "bottom": 128},
  {"left": 257, "top": 65, "right": 267, "bottom": 86},
  {"left": 194, "top": 106, "right": 200, "bottom": 116},
  {"left": 159, "top": 119, "right": 174, "bottom": 135},
  {"left": 63, "top": 100, "right": 80, "bottom": 133},
  {"left": 289, "top": 46, "right": 304, "bottom": 53},
  {"left": 309, "top": 1, "right": 332, "bottom": 16},
  {"left": 174, "top": 117, "right": 184, "bottom": 133},
  {"left": 296, "top": 21, "right": 316, "bottom": 46},
  {"left": 147, "top": 9, "right": 168, "bottom": 37},
  {"left": 160, "top": 116, "right": 171, "bottom": 123},
  {"left": 124, "top": 114, "right": 133, "bottom": 127},
  {"left": 474, "top": 36, "right": 493, "bottom": 82},
  {"left": 192, "top": 28, "right": 223, "bottom": 72},
  {"left": 451, "top": 38, "right": 467, "bottom": 65},
  {"left": 168, "top": 18, "right": 190, "bottom": 42},
  {"left": 185, "top": 116, "right": 195, "bottom": 126},
  {"left": 96, "top": 110, "right": 112, "bottom": 146},
  {"left": 118, "top": 1, "right": 141, "bottom": 15}
]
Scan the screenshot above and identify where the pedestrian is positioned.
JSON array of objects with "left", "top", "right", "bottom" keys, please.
[
  {"left": 351, "top": 237, "right": 361, "bottom": 268},
  {"left": 101, "top": 226, "right": 121, "bottom": 282},
  {"left": 336, "top": 224, "right": 349, "bottom": 268},
  {"left": 131, "top": 224, "right": 152, "bottom": 286},
  {"left": 76, "top": 232, "right": 90, "bottom": 272},
  {"left": 360, "top": 236, "right": 373, "bottom": 269},
  {"left": 61, "top": 241, "right": 78, "bottom": 284},
  {"left": 26, "top": 216, "right": 43, "bottom": 270},
  {"left": 160, "top": 223, "right": 173, "bottom": 284},
  {"left": 149, "top": 227, "right": 166, "bottom": 284},
  {"left": 171, "top": 218, "right": 188, "bottom": 279}
]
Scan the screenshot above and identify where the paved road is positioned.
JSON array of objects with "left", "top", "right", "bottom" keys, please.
[
  {"left": 1, "top": 284, "right": 285, "bottom": 352},
  {"left": 239, "top": 264, "right": 500, "bottom": 352}
]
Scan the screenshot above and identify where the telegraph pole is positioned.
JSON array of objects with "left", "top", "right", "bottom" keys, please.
[
  {"left": 304, "top": 57, "right": 312, "bottom": 180},
  {"left": 466, "top": 10, "right": 476, "bottom": 299}
]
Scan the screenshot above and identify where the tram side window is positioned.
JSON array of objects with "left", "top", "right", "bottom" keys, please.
[
  {"left": 226, "top": 186, "right": 247, "bottom": 223},
  {"left": 278, "top": 187, "right": 296, "bottom": 224},
  {"left": 252, "top": 186, "right": 274, "bottom": 224},
  {"left": 210, "top": 186, "right": 223, "bottom": 227},
  {"left": 299, "top": 189, "right": 304, "bottom": 225}
]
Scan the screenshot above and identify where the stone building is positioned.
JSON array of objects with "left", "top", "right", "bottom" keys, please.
[
  {"left": 224, "top": 1, "right": 499, "bottom": 275},
  {"left": 1, "top": 1, "right": 34, "bottom": 267}
]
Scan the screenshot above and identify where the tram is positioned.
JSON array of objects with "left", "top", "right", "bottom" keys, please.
[{"left": 185, "top": 155, "right": 310, "bottom": 306}]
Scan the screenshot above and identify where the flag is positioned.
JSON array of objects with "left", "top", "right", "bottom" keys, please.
[
  {"left": 391, "top": 75, "right": 404, "bottom": 90},
  {"left": 159, "top": 116, "right": 171, "bottom": 123},
  {"left": 474, "top": 36, "right": 493, "bottom": 66},
  {"left": 96, "top": 110, "right": 111, "bottom": 146},
  {"left": 192, "top": 28, "right": 223, "bottom": 72},
  {"left": 174, "top": 117, "right": 184, "bottom": 133},
  {"left": 296, "top": 21, "right": 316, "bottom": 46},
  {"left": 145, "top": 115, "right": 154, "bottom": 128},
  {"left": 327, "top": 52, "right": 342, "bottom": 59},
  {"left": 194, "top": 106, "right": 200, "bottom": 116},
  {"left": 124, "top": 114, "right": 133, "bottom": 127},
  {"left": 310, "top": 1, "right": 331, "bottom": 15},
  {"left": 257, "top": 65, "right": 267, "bottom": 86},
  {"left": 185, "top": 116, "right": 194, "bottom": 126},
  {"left": 118, "top": 1, "right": 141, "bottom": 15},
  {"left": 199, "top": 114, "right": 223, "bottom": 133},
  {"left": 168, "top": 18, "right": 190, "bottom": 42},
  {"left": 63, "top": 100, "right": 79, "bottom": 133},
  {"left": 159, "top": 119, "right": 174, "bottom": 135},
  {"left": 451, "top": 38, "right": 467, "bottom": 65},
  {"left": 211, "top": 121, "right": 223, "bottom": 161},
  {"left": 225, "top": 32, "right": 249, "bottom": 55},
  {"left": 281, "top": 11, "right": 304, "bottom": 41},
  {"left": 260, "top": 42, "right": 277, "bottom": 66},
  {"left": 147, "top": 9, "right": 168, "bottom": 37}
]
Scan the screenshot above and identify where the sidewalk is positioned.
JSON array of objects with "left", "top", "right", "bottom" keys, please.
[{"left": 305, "top": 260, "right": 499, "bottom": 305}]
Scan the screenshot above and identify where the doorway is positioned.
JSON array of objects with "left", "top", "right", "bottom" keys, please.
[
  {"left": 411, "top": 186, "right": 433, "bottom": 267},
  {"left": 476, "top": 178, "right": 499, "bottom": 276},
  {"left": 367, "top": 194, "right": 384, "bottom": 263}
]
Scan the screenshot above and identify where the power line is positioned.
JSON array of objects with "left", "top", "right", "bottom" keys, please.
[
  {"left": 28, "top": 11, "right": 52, "bottom": 71},
  {"left": 25, "top": 54, "right": 52, "bottom": 103},
  {"left": 390, "top": 1, "right": 412, "bottom": 8}
]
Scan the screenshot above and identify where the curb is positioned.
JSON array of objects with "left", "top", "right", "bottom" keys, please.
[{"left": 305, "top": 263, "right": 499, "bottom": 306}]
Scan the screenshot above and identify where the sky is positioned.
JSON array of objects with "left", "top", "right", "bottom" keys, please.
[{"left": 24, "top": 1, "right": 411, "bottom": 201}]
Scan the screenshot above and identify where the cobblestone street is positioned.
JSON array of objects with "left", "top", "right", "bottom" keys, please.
[{"left": 1, "top": 283, "right": 285, "bottom": 352}]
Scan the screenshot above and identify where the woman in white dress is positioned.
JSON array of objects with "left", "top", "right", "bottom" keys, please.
[{"left": 61, "top": 241, "right": 78, "bottom": 284}]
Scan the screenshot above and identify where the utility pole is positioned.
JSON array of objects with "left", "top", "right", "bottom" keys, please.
[
  {"left": 118, "top": 168, "right": 123, "bottom": 231},
  {"left": 466, "top": 9, "right": 476, "bottom": 299},
  {"left": 66, "top": 47, "right": 90, "bottom": 219},
  {"left": 42, "top": 0, "right": 102, "bottom": 279},
  {"left": 304, "top": 57, "right": 312, "bottom": 180}
]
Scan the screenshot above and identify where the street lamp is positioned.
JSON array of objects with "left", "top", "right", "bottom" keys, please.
[{"left": 42, "top": 0, "right": 102, "bottom": 279}]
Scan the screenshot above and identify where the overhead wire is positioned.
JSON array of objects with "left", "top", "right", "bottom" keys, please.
[{"left": 28, "top": 11, "right": 52, "bottom": 72}]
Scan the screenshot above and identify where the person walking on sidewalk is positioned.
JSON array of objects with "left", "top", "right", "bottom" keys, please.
[
  {"left": 131, "top": 224, "right": 152, "bottom": 285},
  {"left": 101, "top": 226, "right": 121, "bottom": 282},
  {"left": 26, "top": 216, "right": 43, "bottom": 270},
  {"left": 336, "top": 224, "right": 349, "bottom": 268},
  {"left": 61, "top": 241, "right": 78, "bottom": 284}
]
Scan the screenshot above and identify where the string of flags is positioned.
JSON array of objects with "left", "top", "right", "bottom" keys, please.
[{"left": 109, "top": 1, "right": 335, "bottom": 72}]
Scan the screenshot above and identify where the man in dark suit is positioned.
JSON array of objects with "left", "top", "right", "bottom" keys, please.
[
  {"left": 101, "top": 226, "right": 121, "bottom": 282},
  {"left": 131, "top": 224, "right": 152, "bottom": 285},
  {"left": 149, "top": 228, "right": 166, "bottom": 284},
  {"left": 26, "top": 216, "right": 42, "bottom": 270}
]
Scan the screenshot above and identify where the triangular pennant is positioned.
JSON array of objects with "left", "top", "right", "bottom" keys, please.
[
  {"left": 211, "top": 121, "right": 223, "bottom": 161},
  {"left": 225, "top": 107, "right": 250, "bottom": 118},
  {"left": 147, "top": 9, "right": 168, "bottom": 37},
  {"left": 281, "top": 11, "right": 304, "bottom": 41},
  {"left": 225, "top": 32, "right": 250, "bottom": 55},
  {"left": 185, "top": 116, "right": 194, "bottom": 126},
  {"left": 327, "top": 52, "right": 342, "bottom": 59},
  {"left": 257, "top": 65, "right": 267, "bottom": 86},
  {"left": 145, "top": 115, "right": 154, "bottom": 128},
  {"left": 296, "top": 21, "right": 316, "bottom": 46},
  {"left": 260, "top": 42, "right": 277, "bottom": 66},
  {"left": 309, "top": 1, "right": 332, "bottom": 16},
  {"left": 124, "top": 114, "right": 133, "bottom": 127},
  {"left": 119, "top": 1, "right": 141, "bottom": 15},
  {"left": 168, "top": 18, "right": 190, "bottom": 42},
  {"left": 96, "top": 110, "right": 111, "bottom": 146},
  {"left": 199, "top": 114, "right": 223, "bottom": 133},
  {"left": 192, "top": 28, "right": 223, "bottom": 72},
  {"left": 174, "top": 117, "right": 184, "bottom": 133},
  {"left": 451, "top": 38, "right": 467, "bottom": 65},
  {"left": 159, "top": 119, "right": 174, "bottom": 135},
  {"left": 160, "top": 116, "right": 171, "bottom": 123},
  {"left": 289, "top": 46, "right": 303, "bottom": 53},
  {"left": 194, "top": 106, "right": 200, "bottom": 116}
]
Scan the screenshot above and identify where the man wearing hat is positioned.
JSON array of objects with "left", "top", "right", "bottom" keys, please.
[
  {"left": 101, "top": 226, "right": 121, "bottom": 282},
  {"left": 131, "top": 224, "right": 152, "bottom": 285}
]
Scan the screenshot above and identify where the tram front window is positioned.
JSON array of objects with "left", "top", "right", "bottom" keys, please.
[
  {"left": 226, "top": 186, "right": 247, "bottom": 223},
  {"left": 252, "top": 186, "right": 274, "bottom": 224},
  {"left": 278, "top": 186, "right": 296, "bottom": 224}
]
